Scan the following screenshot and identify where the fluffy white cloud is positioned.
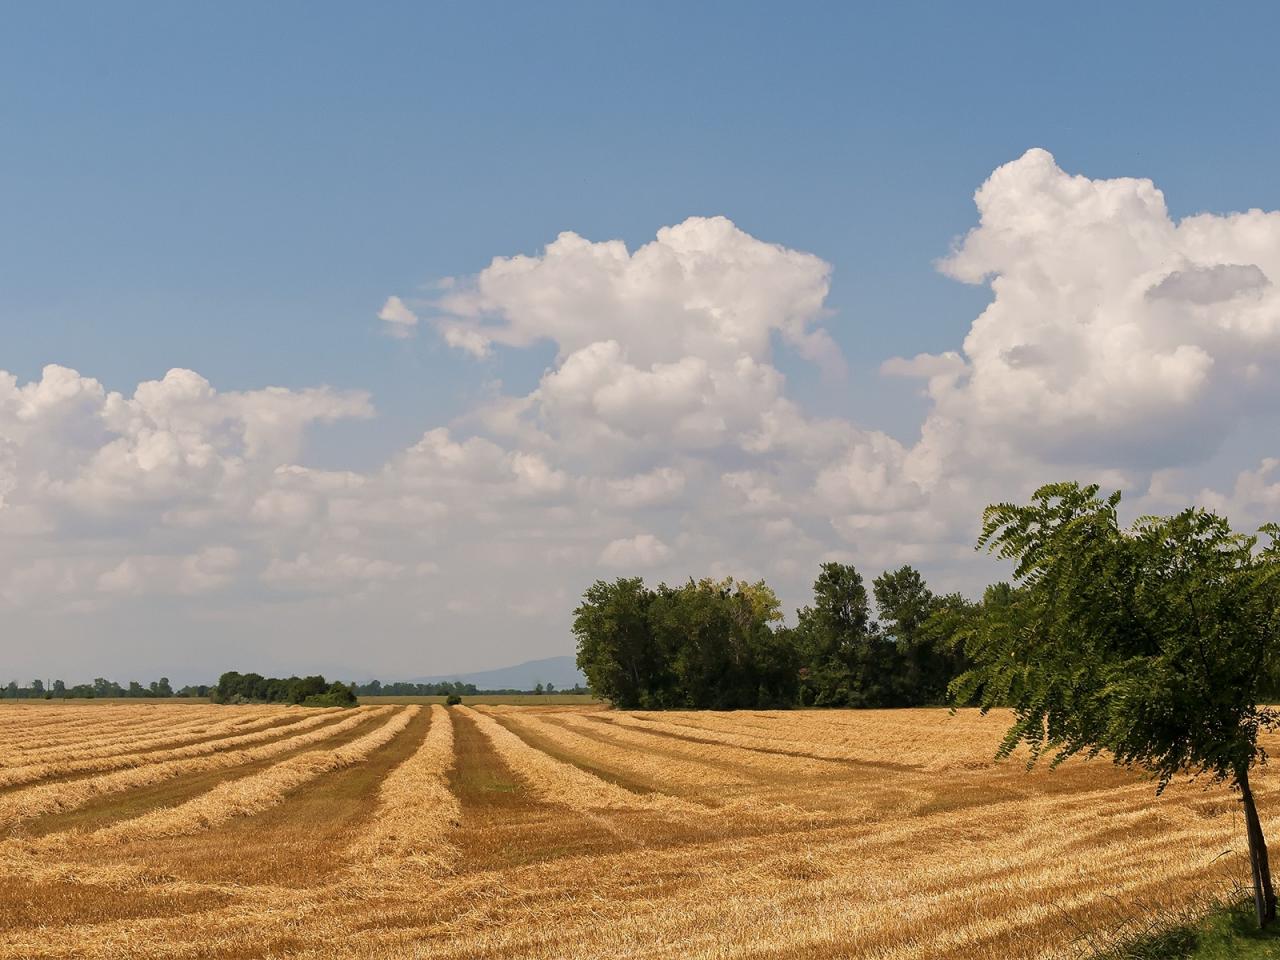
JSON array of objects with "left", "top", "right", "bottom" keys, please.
[
  {"left": 434, "top": 216, "right": 835, "bottom": 364},
  {"left": 6, "top": 157, "right": 1280, "bottom": 680},
  {"left": 378, "top": 296, "right": 419, "bottom": 339},
  {"left": 892, "top": 148, "right": 1280, "bottom": 468},
  {"left": 599, "top": 533, "right": 672, "bottom": 569},
  {"left": 599, "top": 467, "right": 686, "bottom": 508}
]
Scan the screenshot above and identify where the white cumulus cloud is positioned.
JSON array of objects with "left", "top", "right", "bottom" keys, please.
[
  {"left": 378, "top": 296, "right": 419, "bottom": 339},
  {"left": 7, "top": 155, "right": 1280, "bottom": 680},
  {"left": 599, "top": 533, "right": 672, "bottom": 569}
]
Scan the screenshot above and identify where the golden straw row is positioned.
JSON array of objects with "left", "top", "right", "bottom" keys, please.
[
  {"left": 605, "top": 711, "right": 879, "bottom": 765},
  {"left": 0, "top": 707, "right": 199, "bottom": 747},
  {"left": 0, "top": 706, "right": 391, "bottom": 829},
  {"left": 61, "top": 705, "right": 422, "bottom": 844},
  {"left": 483, "top": 707, "right": 750, "bottom": 791},
  {"left": 347, "top": 703, "right": 459, "bottom": 879},
  {"left": 577, "top": 712, "right": 852, "bottom": 778},
  {"left": 652, "top": 709, "right": 1011, "bottom": 770},
  {"left": 459, "top": 706, "right": 688, "bottom": 814},
  {"left": 4, "top": 711, "right": 220, "bottom": 758},
  {"left": 0, "top": 708, "right": 351, "bottom": 790},
  {"left": 3, "top": 709, "right": 294, "bottom": 767}
]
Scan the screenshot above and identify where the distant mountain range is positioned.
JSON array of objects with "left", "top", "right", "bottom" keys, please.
[{"left": 408, "top": 655, "right": 586, "bottom": 691}]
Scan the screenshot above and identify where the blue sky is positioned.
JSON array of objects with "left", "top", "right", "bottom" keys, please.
[
  {"left": 8, "top": 2, "right": 1277, "bottom": 449},
  {"left": 5, "top": 3, "right": 1280, "bottom": 680}
]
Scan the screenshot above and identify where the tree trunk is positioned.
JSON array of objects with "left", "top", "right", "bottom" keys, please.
[{"left": 1238, "top": 766, "right": 1276, "bottom": 928}]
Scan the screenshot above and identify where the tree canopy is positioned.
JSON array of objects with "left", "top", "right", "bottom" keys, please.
[
  {"left": 951, "top": 481, "right": 1280, "bottom": 926},
  {"left": 212, "top": 672, "right": 357, "bottom": 707},
  {"left": 574, "top": 565, "right": 972, "bottom": 711}
]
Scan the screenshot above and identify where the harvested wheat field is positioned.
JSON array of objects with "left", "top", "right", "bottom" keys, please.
[{"left": 0, "top": 701, "right": 1271, "bottom": 959}]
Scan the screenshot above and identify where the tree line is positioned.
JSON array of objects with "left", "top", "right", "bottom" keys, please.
[
  {"left": 212, "top": 671, "right": 358, "bottom": 707},
  {"left": 573, "top": 563, "right": 975, "bottom": 710},
  {"left": 354, "top": 680, "right": 479, "bottom": 697},
  {"left": 1, "top": 677, "right": 183, "bottom": 699},
  {"left": 1, "top": 675, "right": 592, "bottom": 703},
  {"left": 353, "top": 680, "right": 588, "bottom": 697}
]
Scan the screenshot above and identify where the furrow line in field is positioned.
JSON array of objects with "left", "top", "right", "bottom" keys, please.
[
  {"left": 672, "top": 709, "right": 1013, "bottom": 770},
  {"left": 0, "top": 710, "right": 344, "bottom": 791},
  {"left": 4, "top": 714, "right": 217, "bottom": 759},
  {"left": 10, "top": 705, "right": 275, "bottom": 748},
  {"left": 611, "top": 711, "right": 917, "bottom": 769},
  {"left": 0, "top": 707, "right": 391, "bottom": 829},
  {"left": 0, "top": 709, "right": 197, "bottom": 747},
  {"left": 556, "top": 711, "right": 846, "bottom": 780},
  {"left": 586, "top": 713, "right": 856, "bottom": 777},
  {"left": 71, "top": 706, "right": 421, "bottom": 843},
  {"left": 458, "top": 706, "right": 690, "bottom": 814},
  {"left": 493, "top": 708, "right": 750, "bottom": 791},
  {"left": 3, "top": 710, "right": 294, "bottom": 767},
  {"left": 347, "top": 704, "right": 459, "bottom": 878}
]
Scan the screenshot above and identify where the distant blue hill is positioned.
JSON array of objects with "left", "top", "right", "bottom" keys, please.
[{"left": 408, "top": 655, "right": 586, "bottom": 691}]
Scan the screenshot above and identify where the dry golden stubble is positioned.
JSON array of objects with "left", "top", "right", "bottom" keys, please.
[
  {"left": 2, "top": 708, "right": 299, "bottom": 768},
  {"left": 0, "top": 707, "right": 391, "bottom": 831},
  {"left": 0, "top": 707, "right": 205, "bottom": 754},
  {"left": 344, "top": 704, "right": 460, "bottom": 885},
  {"left": 0, "top": 709, "right": 206, "bottom": 752},
  {"left": 0, "top": 706, "right": 1277, "bottom": 960},
  {"left": 64, "top": 706, "right": 421, "bottom": 844},
  {"left": 457, "top": 706, "right": 693, "bottom": 816}
]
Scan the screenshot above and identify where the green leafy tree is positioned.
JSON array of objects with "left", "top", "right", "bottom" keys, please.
[
  {"left": 573, "top": 578, "right": 663, "bottom": 708},
  {"left": 302, "top": 681, "right": 357, "bottom": 707},
  {"left": 649, "top": 578, "right": 786, "bottom": 709},
  {"left": 874, "top": 565, "right": 946, "bottom": 704},
  {"left": 796, "top": 563, "right": 898, "bottom": 706},
  {"left": 93, "top": 677, "right": 123, "bottom": 698},
  {"left": 952, "top": 482, "right": 1280, "bottom": 927}
]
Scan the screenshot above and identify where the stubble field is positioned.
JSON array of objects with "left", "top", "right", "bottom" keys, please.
[{"left": 0, "top": 701, "right": 1270, "bottom": 959}]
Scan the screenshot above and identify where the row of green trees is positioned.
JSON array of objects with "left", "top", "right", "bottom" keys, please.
[
  {"left": 1, "top": 677, "right": 177, "bottom": 699},
  {"left": 353, "top": 680, "right": 479, "bottom": 697},
  {"left": 352, "top": 680, "right": 588, "bottom": 696},
  {"left": 212, "top": 671, "right": 357, "bottom": 707},
  {"left": 573, "top": 563, "right": 973, "bottom": 710}
]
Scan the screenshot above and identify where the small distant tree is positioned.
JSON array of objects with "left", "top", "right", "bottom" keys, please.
[
  {"left": 52, "top": 679, "right": 66, "bottom": 697},
  {"left": 155, "top": 677, "right": 173, "bottom": 697},
  {"left": 31, "top": 679, "right": 44, "bottom": 696},
  {"left": 545, "top": 682, "right": 555, "bottom": 693},
  {"left": 953, "top": 482, "right": 1280, "bottom": 927},
  {"left": 533, "top": 682, "right": 545, "bottom": 695},
  {"left": 93, "top": 677, "right": 122, "bottom": 698}
]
